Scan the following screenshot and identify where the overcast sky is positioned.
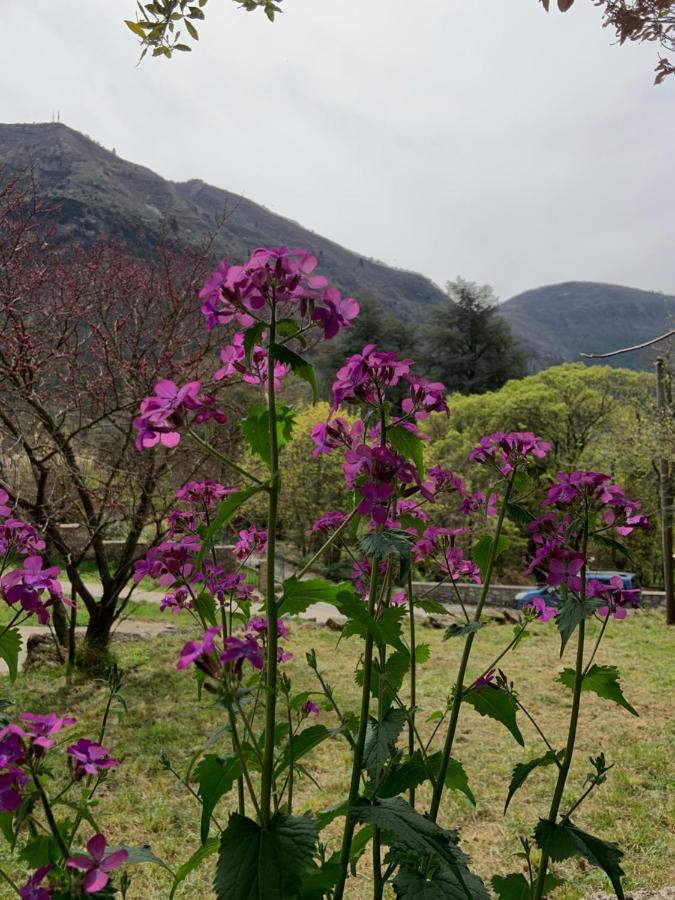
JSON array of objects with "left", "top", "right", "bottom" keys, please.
[{"left": 2, "top": 0, "right": 674, "bottom": 301}]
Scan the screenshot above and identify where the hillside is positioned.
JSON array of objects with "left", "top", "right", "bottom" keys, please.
[
  {"left": 499, "top": 281, "right": 675, "bottom": 371},
  {"left": 0, "top": 122, "right": 447, "bottom": 322}
]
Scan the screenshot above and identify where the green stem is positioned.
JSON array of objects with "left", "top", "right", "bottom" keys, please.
[
  {"left": 311, "top": 667, "right": 357, "bottom": 750},
  {"left": 187, "top": 428, "right": 266, "bottom": 486},
  {"left": 0, "top": 868, "right": 20, "bottom": 896},
  {"left": 228, "top": 708, "right": 262, "bottom": 820},
  {"left": 532, "top": 620, "right": 586, "bottom": 900},
  {"left": 295, "top": 507, "right": 358, "bottom": 580},
  {"left": 260, "top": 308, "right": 280, "bottom": 826},
  {"left": 514, "top": 699, "right": 560, "bottom": 760},
  {"left": 334, "top": 561, "right": 380, "bottom": 900},
  {"left": 461, "top": 621, "right": 530, "bottom": 698},
  {"left": 583, "top": 612, "right": 610, "bottom": 675},
  {"left": 29, "top": 760, "right": 70, "bottom": 859},
  {"left": 407, "top": 570, "right": 417, "bottom": 806},
  {"left": 429, "top": 468, "right": 517, "bottom": 822}
]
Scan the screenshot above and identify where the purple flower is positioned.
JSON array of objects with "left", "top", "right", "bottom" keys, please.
[
  {"left": 67, "top": 739, "right": 119, "bottom": 781},
  {"left": 0, "top": 724, "right": 27, "bottom": 768},
  {"left": 235, "top": 526, "right": 267, "bottom": 562},
  {"left": 0, "top": 768, "right": 26, "bottom": 812},
  {"left": 220, "top": 634, "right": 264, "bottom": 673},
  {"left": 311, "top": 511, "right": 347, "bottom": 534},
  {"left": 133, "top": 379, "right": 202, "bottom": 451},
  {"left": 19, "top": 865, "right": 53, "bottom": 900},
  {"left": 67, "top": 834, "right": 128, "bottom": 894},
  {"left": 588, "top": 576, "right": 640, "bottom": 620},
  {"left": 527, "top": 596, "right": 557, "bottom": 622},
  {"left": 303, "top": 700, "right": 320, "bottom": 717},
  {"left": 176, "top": 626, "right": 222, "bottom": 672},
  {"left": 547, "top": 552, "right": 585, "bottom": 592},
  {"left": 0, "top": 489, "right": 11, "bottom": 519},
  {"left": 247, "top": 617, "right": 290, "bottom": 639},
  {"left": 472, "top": 669, "right": 496, "bottom": 692},
  {"left": 311, "top": 288, "right": 359, "bottom": 339},
  {"left": 2, "top": 557, "right": 64, "bottom": 624},
  {"left": 469, "top": 432, "right": 551, "bottom": 475},
  {"left": 19, "top": 713, "right": 76, "bottom": 753}
]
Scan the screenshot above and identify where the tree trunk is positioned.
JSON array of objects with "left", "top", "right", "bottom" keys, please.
[
  {"left": 51, "top": 599, "right": 69, "bottom": 647},
  {"left": 81, "top": 600, "right": 117, "bottom": 670}
]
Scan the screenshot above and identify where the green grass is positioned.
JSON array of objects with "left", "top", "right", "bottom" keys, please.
[{"left": 0, "top": 612, "right": 673, "bottom": 899}]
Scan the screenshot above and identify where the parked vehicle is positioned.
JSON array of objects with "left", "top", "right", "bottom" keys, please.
[{"left": 512, "top": 571, "right": 641, "bottom": 610}]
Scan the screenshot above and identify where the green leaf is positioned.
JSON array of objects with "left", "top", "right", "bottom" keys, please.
[
  {"left": 184, "top": 18, "right": 199, "bottom": 39},
  {"left": 170, "top": 838, "right": 219, "bottom": 898},
  {"left": 444, "top": 621, "right": 484, "bottom": 640},
  {"left": 192, "top": 590, "right": 217, "bottom": 627},
  {"left": 279, "top": 576, "right": 339, "bottom": 615},
  {"left": 274, "top": 724, "right": 331, "bottom": 777},
  {"left": 299, "top": 857, "right": 342, "bottom": 899},
  {"left": 378, "top": 750, "right": 429, "bottom": 798},
  {"left": 592, "top": 532, "right": 632, "bottom": 563},
  {"left": 472, "top": 534, "right": 510, "bottom": 580},
  {"left": 389, "top": 425, "right": 425, "bottom": 477},
  {"left": 195, "top": 755, "right": 241, "bottom": 844},
  {"left": 504, "top": 502, "right": 535, "bottom": 525},
  {"left": 357, "top": 649, "right": 411, "bottom": 712},
  {"left": 534, "top": 819, "right": 625, "bottom": 899},
  {"left": 414, "top": 597, "right": 450, "bottom": 615},
  {"left": 0, "top": 628, "right": 22, "bottom": 682},
  {"left": 504, "top": 751, "right": 561, "bottom": 813},
  {"left": 557, "top": 665, "right": 638, "bottom": 716},
  {"left": 107, "top": 843, "right": 171, "bottom": 869},
  {"left": 196, "top": 485, "right": 264, "bottom": 565},
  {"left": 314, "top": 801, "right": 348, "bottom": 830},
  {"left": 214, "top": 812, "right": 317, "bottom": 900},
  {"left": 415, "top": 643, "right": 431, "bottom": 664},
  {"left": 360, "top": 529, "right": 414, "bottom": 561},
  {"left": 464, "top": 685, "right": 524, "bottom": 746},
  {"left": 244, "top": 322, "right": 267, "bottom": 365},
  {"left": 271, "top": 344, "right": 318, "bottom": 402},
  {"left": 362, "top": 708, "right": 407, "bottom": 780},
  {"left": 491, "top": 872, "right": 564, "bottom": 900},
  {"left": 0, "top": 811, "right": 13, "bottom": 843},
  {"left": 241, "top": 403, "right": 295, "bottom": 467},
  {"left": 20, "top": 836, "right": 59, "bottom": 867},
  {"left": 125, "top": 19, "right": 149, "bottom": 36},
  {"left": 555, "top": 596, "right": 600, "bottom": 655},
  {"left": 395, "top": 863, "right": 489, "bottom": 900},
  {"left": 335, "top": 587, "right": 407, "bottom": 652},
  {"left": 441, "top": 756, "right": 476, "bottom": 807}
]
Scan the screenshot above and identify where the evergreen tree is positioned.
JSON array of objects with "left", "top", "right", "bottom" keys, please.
[{"left": 423, "top": 277, "right": 526, "bottom": 394}]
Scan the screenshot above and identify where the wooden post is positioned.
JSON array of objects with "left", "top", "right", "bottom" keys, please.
[{"left": 655, "top": 357, "right": 675, "bottom": 625}]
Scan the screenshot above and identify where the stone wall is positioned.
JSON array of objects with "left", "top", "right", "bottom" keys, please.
[{"left": 411, "top": 581, "right": 666, "bottom": 609}]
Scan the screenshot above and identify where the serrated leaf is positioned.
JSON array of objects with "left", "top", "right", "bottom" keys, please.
[
  {"left": 0, "top": 628, "right": 22, "bottom": 682},
  {"left": 357, "top": 649, "right": 411, "bottom": 713},
  {"left": 314, "top": 801, "right": 347, "bottom": 830},
  {"left": 491, "top": 872, "right": 564, "bottom": 900},
  {"left": 557, "top": 665, "right": 638, "bottom": 716},
  {"left": 555, "top": 596, "right": 600, "bottom": 655},
  {"left": 472, "top": 534, "right": 509, "bottom": 580},
  {"left": 195, "top": 755, "right": 241, "bottom": 844},
  {"left": 440, "top": 756, "right": 476, "bottom": 807},
  {"left": 504, "top": 502, "right": 535, "bottom": 525},
  {"left": 335, "top": 588, "right": 407, "bottom": 652},
  {"left": 274, "top": 724, "right": 331, "bottom": 778},
  {"left": 362, "top": 708, "right": 407, "bottom": 781},
  {"left": 534, "top": 819, "right": 625, "bottom": 899},
  {"left": 464, "top": 685, "right": 524, "bottom": 746},
  {"left": 192, "top": 590, "right": 217, "bottom": 627},
  {"left": 389, "top": 425, "right": 425, "bottom": 477},
  {"left": 504, "top": 750, "right": 561, "bottom": 813},
  {"left": 414, "top": 597, "right": 450, "bottom": 615},
  {"left": 214, "top": 812, "right": 317, "bottom": 900},
  {"left": 444, "top": 621, "right": 484, "bottom": 640},
  {"left": 299, "top": 856, "right": 342, "bottom": 899},
  {"left": 270, "top": 343, "right": 318, "bottom": 402},
  {"left": 278, "top": 576, "right": 339, "bottom": 615},
  {"left": 360, "top": 529, "right": 414, "bottom": 561},
  {"left": 19, "top": 836, "right": 59, "bottom": 868},
  {"left": 414, "top": 643, "right": 430, "bottom": 663},
  {"left": 244, "top": 322, "right": 267, "bottom": 365},
  {"left": 170, "top": 838, "right": 219, "bottom": 898},
  {"left": 196, "top": 485, "right": 264, "bottom": 565},
  {"left": 378, "top": 750, "right": 429, "bottom": 798},
  {"left": 241, "top": 403, "right": 295, "bottom": 468},
  {"left": 395, "top": 863, "right": 489, "bottom": 900}
]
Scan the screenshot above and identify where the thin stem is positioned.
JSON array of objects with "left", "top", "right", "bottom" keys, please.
[
  {"left": 462, "top": 622, "right": 530, "bottom": 698},
  {"left": 260, "top": 307, "right": 280, "bottom": 826},
  {"left": 583, "top": 613, "right": 610, "bottom": 675},
  {"left": 0, "top": 868, "right": 20, "bottom": 896},
  {"left": 187, "top": 428, "right": 266, "bottom": 486},
  {"left": 165, "top": 762, "right": 225, "bottom": 831},
  {"left": 295, "top": 507, "right": 358, "bottom": 580},
  {"left": 228, "top": 709, "right": 262, "bottom": 821},
  {"left": 532, "top": 620, "right": 586, "bottom": 900},
  {"left": 334, "top": 561, "right": 380, "bottom": 900},
  {"left": 407, "top": 569, "right": 417, "bottom": 806},
  {"left": 515, "top": 699, "right": 560, "bottom": 760},
  {"left": 286, "top": 701, "right": 295, "bottom": 814},
  {"left": 29, "top": 760, "right": 70, "bottom": 859},
  {"left": 561, "top": 765, "right": 613, "bottom": 822},
  {"left": 448, "top": 577, "right": 471, "bottom": 623},
  {"left": 429, "top": 468, "right": 517, "bottom": 821},
  {"left": 311, "top": 667, "right": 357, "bottom": 750}
]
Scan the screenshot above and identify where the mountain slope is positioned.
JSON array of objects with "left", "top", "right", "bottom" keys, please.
[
  {"left": 0, "top": 122, "right": 447, "bottom": 322},
  {"left": 498, "top": 281, "right": 675, "bottom": 371}
]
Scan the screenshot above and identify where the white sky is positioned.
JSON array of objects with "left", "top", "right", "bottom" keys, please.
[{"left": 2, "top": 0, "right": 674, "bottom": 301}]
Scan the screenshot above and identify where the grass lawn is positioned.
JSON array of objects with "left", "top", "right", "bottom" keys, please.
[{"left": 0, "top": 611, "right": 673, "bottom": 898}]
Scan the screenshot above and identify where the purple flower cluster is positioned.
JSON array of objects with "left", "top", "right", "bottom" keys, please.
[
  {"left": 66, "top": 833, "right": 128, "bottom": 894},
  {"left": 543, "top": 471, "right": 648, "bottom": 536},
  {"left": 468, "top": 431, "right": 551, "bottom": 476},
  {"left": 235, "top": 525, "right": 268, "bottom": 562},
  {"left": 198, "top": 247, "right": 358, "bottom": 339},
  {"left": 176, "top": 617, "right": 292, "bottom": 678},
  {"left": 133, "top": 379, "right": 226, "bottom": 451}
]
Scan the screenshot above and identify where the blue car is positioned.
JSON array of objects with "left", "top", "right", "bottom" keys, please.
[{"left": 512, "top": 571, "right": 641, "bottom": 610}]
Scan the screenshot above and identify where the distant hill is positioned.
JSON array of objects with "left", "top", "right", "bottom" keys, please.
[
  {"left": 498, "top": 281, "right": 675, "bottom": 372},
  {"left": 1, "top": 123, "right": 672, "bottom": 372},
  {"left": 0, "top": 122, "right": 447, "bottom": 322}
]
